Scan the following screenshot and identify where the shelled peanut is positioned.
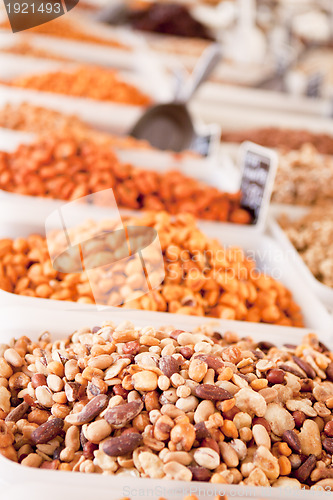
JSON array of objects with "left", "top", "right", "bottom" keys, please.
[
  {"left": 2, "top": 66, "right": 151, "bottom": 106},
  {"left": 0, "top": 320, "right": 332, "bottom": 493},
  {"left": 279, "top": 206, "right": 333, "bottom": 288},
  {"left": 0, "top": 135, "right": 251, "bottom": 223},
  {"left": 0, "top": 212, "right": 303, "bottom": 326}
]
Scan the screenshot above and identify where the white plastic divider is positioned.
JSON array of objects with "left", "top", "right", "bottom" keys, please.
[
  {"left": 269, "top": 209, "right": 333, "bottom": 310},
  {"left": 0, "top": 205, "right": 331, "bottom": 333},
  {"left": 0, "top": 304, "right": 331, "bottom": 500}
]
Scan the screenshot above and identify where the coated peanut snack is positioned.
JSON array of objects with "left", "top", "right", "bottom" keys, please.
[
  {"left": 0, "top": 212, "right": 303, "bottom": 326},
  {"left": 0, "top": 320, "right": 332, "bottom": 493},
  {"left": 279, "top": 206, "right": 333, "bottom": 288},
  {"left": 272, "top": 144, "right": 333, "bottom": 206},
  {"left": 3, "top": 66, "right": 151, "bottom": 106},
  {"left": 0, "top": 17, "right": 129, "bottom": 49},
  {"left": 0, "top": 135, "right": 251, "bottom": 223},
  {"left": 0, "top": 103, "right": 151, "bottom": 150}
]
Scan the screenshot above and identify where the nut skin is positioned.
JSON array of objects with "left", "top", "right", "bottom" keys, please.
[
  {"left": 31, "top": 418, "right": 64, "bottom": 445},
  {"left": 294, "top": 454, "right": 317, "bottom": 482},
  {"left": 322, "top": 438, "right": 333, "bottom": 455},
  {"left": 292, "top": 356, "right": 316, "bottom": 379},
  {"left": 326, "top": 362, "right": 333, "bottom": 382},
  {"left": 252, "top": 417, "right": 271, "bottom": 434},
  {"left": 66, "top": 394, "right": 109, "bottom": 424},
  {"left": 282, "top": 430, "right": 301, "bottom": 454},
  {"left": 5, "top": 402, "right": 29, "bottom": 423},
  {"left": 324, "top": 421, "right": 333, "bottom": 438},
  {"left": 194, "top": 422, "right": 210, "bottom": 441},
  {"left": 159, "top": 356, "right": 180, "bottom": 378},
  {"left": 31, "top": 374, "right": 47, "bottom": 389},
  {"left": 83, "top": 441, "right": 98, "bottom": 460},
  {"left": 195, "top": 384, "right": 232, "bottom": 401},
  {"left": 104, "top": 400, "right": 144, "bottom": 428},
  {"left": 267, "top": 369, "right": 285, "bottom": 385},
  {"left": 293, "top": 411, "right": 306, "bottom": 429},
  {"left": 188, "top": 466, "right": 212, "bottom": 482},
  {"left": 113, "top": 384, "right": 129, "bottom": 400},
  {"left": 102, "top": 432, "right": 143, "bottom": 457}
]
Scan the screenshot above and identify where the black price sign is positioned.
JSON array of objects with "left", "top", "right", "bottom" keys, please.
[
  {"left": 190, "top": 133, "right": 213, "bottom": 157},
  {"left": 4, "top": 0, "right": 79, "bottom": 33},
  {"left": 306, "top": 72, "right": 324, "bottom": 98},
  {"left": 239, "top": 142, "right": 278, "bottom": 227}
]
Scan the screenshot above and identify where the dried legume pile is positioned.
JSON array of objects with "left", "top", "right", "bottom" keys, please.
[
  {"left": 0, "top": 18, "right": 129, "bottom": 49},
  {"left": 2, "top": 66, "right": 152, "bottom": 106},
  {"left": 279, "top": 206, "right": 333, "bottom": 288},
  {"left": 222, "top": 127, "right": 333, "bottom": 155},
  {"left": 0, "top": 135, "right": 250, "bottom": 223},
  {"left": 0, "top": 212, "right": 303, "bottom": 326},
  {"left": 0, "top": 320, "right": 332, "bottom": 492},
  {"left": 272, "top": 144, "right": 333, "bottom": 206}
]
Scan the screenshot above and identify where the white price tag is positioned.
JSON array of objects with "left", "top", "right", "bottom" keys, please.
[{"left": 238, "top": 141, "right": 278, "bottom": 229}]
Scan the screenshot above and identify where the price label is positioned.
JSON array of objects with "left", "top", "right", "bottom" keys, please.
[
  {"left": 190, "top": 123, "right": 221, "bottom": 158},
  {"left": 239, "top": 141, "right": 278, "bottom": 227},
  {"left": 306, "top": 72, "right": 324, "bottom": 98},
  {"left": 4, "top": 0, "right": 79, "bottom": 33}
]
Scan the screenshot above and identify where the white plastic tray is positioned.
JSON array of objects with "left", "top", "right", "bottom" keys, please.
[
  {"left": 0, "top": 305, "right": 331, "bottom": 500},
  {"left": 0, "top": 207, "right": 331, "bottom": 333},
  {"left": 269, "top": 210, "right": 333, "bottom": 310}
]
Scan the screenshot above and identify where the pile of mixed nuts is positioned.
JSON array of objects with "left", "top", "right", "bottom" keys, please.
[{"left": 0, "top": 320, "right": 332, "bottom": 492}]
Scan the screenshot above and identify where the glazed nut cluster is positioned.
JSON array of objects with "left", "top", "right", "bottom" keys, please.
[
  {"left": 279, "top": 206, "right": 333, "bottom": 288},
  {"left": 3, "top": 66, "right": 151, "bottom": 106},
  {"left": 0, "top": 212, "right": 303, "bottom": 326},
  {"left": 0, "top": 135, "right": 251, "bottom": 223},
  {"left": 0, "top": 321, "right": 333, "bottom": 492},
  {"left": 272, "top": 144, "right": 333, "bottom": 206}
]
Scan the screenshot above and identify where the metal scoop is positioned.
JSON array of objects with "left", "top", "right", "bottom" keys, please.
[{"left": 130, "top": 43, "right": 222, "bottom": 152}]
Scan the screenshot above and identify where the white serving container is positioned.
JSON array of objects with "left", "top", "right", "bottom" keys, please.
[
  {"left": 0, "top": 203, "right": 331, "bottom": 333},
  {"left": 0, "top": 304, "right": 331, "bottom": 500},
  {"left": 269, "top": 208, "right": 333, "bottom": 310}
]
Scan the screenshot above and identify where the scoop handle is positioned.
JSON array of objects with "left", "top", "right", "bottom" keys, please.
[{"left": 177, "top": 43, "right": 222, "bottom": 103}]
